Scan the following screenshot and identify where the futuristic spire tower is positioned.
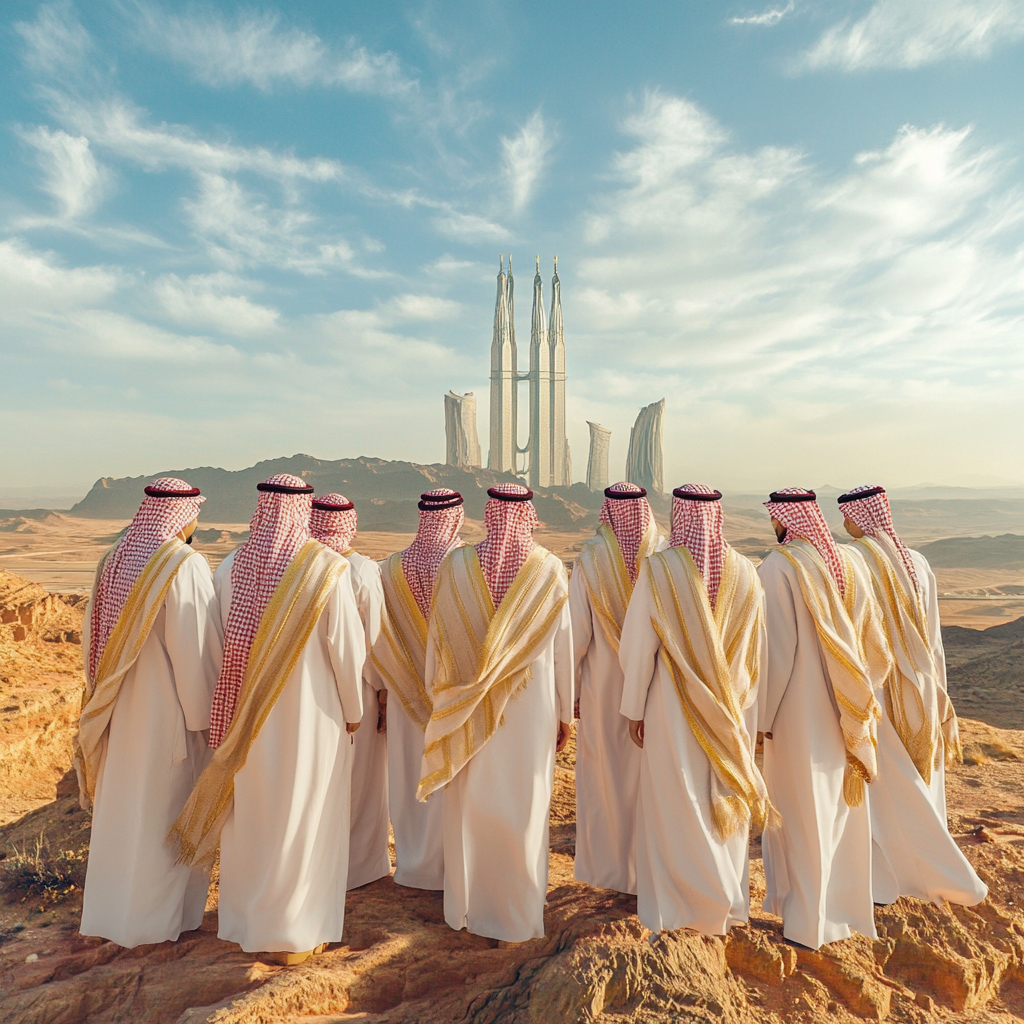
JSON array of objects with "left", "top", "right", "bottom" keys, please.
[{"left": 487, "top": 254, "right": 569, "bottom": 487}]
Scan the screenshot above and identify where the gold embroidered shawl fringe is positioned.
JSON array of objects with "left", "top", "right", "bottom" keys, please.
[
  {"left": 370, "top": 553, "right": 432, "bottom": 731},
  {"left": 74, "top": 539, "right": 194, "bottom": 808},
  {"left": 417, "top": 545, "right": 567, "bottom": 801},
  {"left": 854, "top": 535, "right": 961, "bottom": 779},
  {"left": 778, "top": 540, "right": 889, "bottom": 807},
  {"left": 167, "top": 540, "right": 347, "bottom": 868},
  {"left": 578, "top": 522, "right": 659, "bottom": 653},
  {"left": 646, "top": 546, "right": 777, "bottom": 839}
]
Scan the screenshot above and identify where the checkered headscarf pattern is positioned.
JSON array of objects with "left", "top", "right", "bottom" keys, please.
[
  {"left": 208, "top": 473, "right": 312, "bottom": 747},
  {"left": 476, "top": 482, "right": 538, "bottom": 607},
  {"left": 671, "top": 483, "right": 728, "bottom": 608},
  {"left": 765, "top": 486, "right": 847, "bottom": 596},
  {"left": 840, "top": 484, "right": 919, "bottom": 592},
  {"left": 599, "top": 481, "right": 653, "bottom": 585},
  {"left": 401, "top": 488, "right": 465, "bottom": 617},
  {"left": 310, "top": 493, "right": 358, "bottom": 555},
  {"left": 88, "top": 477, "right": 205, "bottom": 678}
]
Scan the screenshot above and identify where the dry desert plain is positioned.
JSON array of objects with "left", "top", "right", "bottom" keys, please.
[{"left": 2, "top": 505, "right": 1024, "bottom": 1023}]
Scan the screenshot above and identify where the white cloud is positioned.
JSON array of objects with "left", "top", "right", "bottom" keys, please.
[
  {"left": 431, "top": 208, "right": 507, "bottom": 242},
  {"left": 730, "top": 1, "right": 794, "bottom": 27},
  {"left": 798, "top": 0, "right": 1024, "bottom": 72},
  {"left": 571, "top": 92, "right": 1024, "bottom": 485},
  {"left": 54, "top": 96, "right": 347, "bottom": 184},
  {"left": 131, "top": 6, "right": 418, "bottom": 97},
  {"left": 501, "top": 110, "right": 555, "bottom": 214},
  {"left": 15, "top": 1, "right": 93, "bottom": 78},
  {"left": 383, "top": 294, "right": 463, "bottom": 323},
  {"left": 153, "top": 273, "right": 280, "bottom": 336},
  {"left": 19, "top": 126, "right": 106, "bottom": 219},
  {"left": 0, "top": 238, "right": 121, "bottom": 309}
]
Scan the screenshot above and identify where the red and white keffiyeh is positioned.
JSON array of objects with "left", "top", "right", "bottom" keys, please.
[
  {"left": 764, "top": 486, "right": 847, "bottom": 596},
  {"left": 310, "top": 493, "right": 358, "bottom": 555},
  {"left": 599, "top": 481, "right": 654, "bottom": 585},
  {"left": 476, "top": 483, "right": 538, "bottom": 607},
  {"left": 671, "top": 483, "right": 727, "bottom": 608},
  {"left": 402, "top": 489, "right": 466, "bottom": 617},
  {"left": 208, "top": 473, "right": 313, "bottom": 747},
  {"left": 839, "top": 484, "right": 918, "bottom": 592},
  {"left": 88, "top": 477, "right": 204, "bottom": 678}
]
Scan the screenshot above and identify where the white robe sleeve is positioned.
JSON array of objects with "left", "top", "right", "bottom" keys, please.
[
  {"left": 568, "top": 565, "right": 594, "bottom": 690},
  {"left": 348, "top": 554, "right": 385, "bottom": 690},
  {"left": 554, "top": 599, "right": 574, "bottom": 725},
  {"left": 328, "top": 572, "right": 366, "bottom": 726},
  {"left": 618, "top": 571, "right": 659, "bottom": 721},
  {"left": 164, "top": 553, "right": 220, "bottom": 732},
  {"left": 756, "top": 553, "right": 799, "bottom": 734}
]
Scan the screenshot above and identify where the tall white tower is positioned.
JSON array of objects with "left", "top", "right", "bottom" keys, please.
[
  {"left": 487, "top": 255, "right": 516, "bottom": 473},
  {"left": 486, "top": 252, "right": 569, "bottom": 487},
  {"left": 528, "top": 256, "right": 552, "bottom": 489},
  {"left": 548, "top": 257, "right": 568, "bottom": 486}
]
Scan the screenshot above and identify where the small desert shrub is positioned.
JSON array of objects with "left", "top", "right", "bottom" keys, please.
[{"left": 2, "top": 830, "right": 88, "bottom": 902}]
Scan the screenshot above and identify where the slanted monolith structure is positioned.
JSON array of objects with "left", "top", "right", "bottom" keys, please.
[
  {"left": 444, "top": 392, "right": 482, "bottom": 469},
  {"left": 624, "top": 399, "right": 665, "bottom": 495},
  {"left": 586, "top": 422, "right": 611, "bottom": 492}
]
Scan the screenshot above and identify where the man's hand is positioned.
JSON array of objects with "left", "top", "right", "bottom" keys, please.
[
  {"left": 628, "top": 719, "right": 644, "bottom": 749},
  {"left": 346, "top": 721, "right": 361, "bottom": 734},
  {"left": 556, "top": 720, "right": 571, "bottom": 752},
  {"left": 377, "top": 689, "right": 388, "bottom": 734}
]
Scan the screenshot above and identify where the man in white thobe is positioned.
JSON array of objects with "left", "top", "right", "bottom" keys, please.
[
  {"left": 77, "top": 478, "right": 219, "bottom": 948},
  {"left": 571, "top": 482, "right": 664, "bottom": 894},
  {"left": 419, "top": 484, "right": 573, "bottom": 942},
  {"left": 370, "top": 488, "right": 465, "bottom": 890},
  {"left": 838, "top": 485, "right": 987, "bottom": 908},
  {"left": 757, "top": 487, "right": 890, "bottom": 950},
  {"left": 620, "top": 484, "right": 771, "bottom": 935},
  {"left": 310, "top": 493, "right": 389, "bottom": 890},
  {"left": 168, "top": 473, "right": 364, "bottom": 964}
]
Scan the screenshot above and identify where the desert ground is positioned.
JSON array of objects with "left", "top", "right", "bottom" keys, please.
[{"left": 2, "top": 507, "right": 1024, "bottom": 1022}]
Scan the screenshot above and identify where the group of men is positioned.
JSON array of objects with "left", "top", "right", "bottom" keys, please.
[{"left": 75, "top": 471, "right": 985, "bottom": 962}]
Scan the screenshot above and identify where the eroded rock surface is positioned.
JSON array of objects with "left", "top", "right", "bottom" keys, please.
[{"left": 2, "top": 570, "right": 1024, "bottom": 1023}]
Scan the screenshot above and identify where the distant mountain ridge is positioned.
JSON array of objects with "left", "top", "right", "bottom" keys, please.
[{"left": 68, "top": 455, "right": 611, "bottom": 531}]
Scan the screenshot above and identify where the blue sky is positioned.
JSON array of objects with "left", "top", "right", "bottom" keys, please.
[{"left": 2, "top": 0, "right": 1023, "bottom": 499}]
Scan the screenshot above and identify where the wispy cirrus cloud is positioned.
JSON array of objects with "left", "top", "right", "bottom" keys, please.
[
  {"left": 573, "top": 91, "right": 1024, "bottom": 485},
  {"left": 730, "top": 1, "right": 794, "bottom": 28},
  {"left": 128, "top": 4, "right": 418, "bottom": 97},
  {"left": 17, "top": 126, "right": 107, "bottom": 219},
  {"left": 796, "top": 0, "right": 1024, "bottom": 72},
  {"left": 501, "top": 110, "right": 555, "bottom": 214}
]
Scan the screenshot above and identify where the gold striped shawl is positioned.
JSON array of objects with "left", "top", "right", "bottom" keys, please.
[
  {"left": 576, "top": 521, "right": 660, "bottom": 653},
  {"left": 167, "top": 540, "right": 347, "bottom": 867},
  {"left": 645, "top": 546, "right": 777, "bottom": 839},
  {"left": 417, "top": 545, "right": 568, "bottom": 801},
  {"left": 371, "top": 552, "right": 431, "bottom": 731},
  {"left": 74, "top": 539, "right": 194, "bottom": 807},
  {"left": 853, "top": 534, "right": 961, "bottom": 780},
  {"left": 777, "top": 539, "right": 890, "bottom": 807}
]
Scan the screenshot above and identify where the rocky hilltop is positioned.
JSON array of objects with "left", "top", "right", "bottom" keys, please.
[
  {"left": 2, "top": 571, "right": 1024, "bottom": 1023},
  {"left": 68, "top": 456, "right": 610, "bottom": 532}
]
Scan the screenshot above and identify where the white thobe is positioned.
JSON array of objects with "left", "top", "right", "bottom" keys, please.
[
  {"left": 81, "top": 552, "right": 219, "bottom": 948},
  {"left": 757, "top": 551, "right": 877, "bottom": 950},
  {"left": 569, "top": 543, "right": 664, "bottom": 895},
  {"left": 434, "top": 603, "right": 573, "bottom": 942},
  {"left": 385, "top": 685, "right": 444, "bottom": 890},
  {"left": 214, "top": 550, "right": 365, "bottom": 953},
  {"left": 618, "top": 577, "right": 760, "bottom": 935},
  {"left": 345, "top": 551, "right": 390, "bottom": 890},
  {"left": 865, "top": 549, "right": 987, "bottom": 907}
]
